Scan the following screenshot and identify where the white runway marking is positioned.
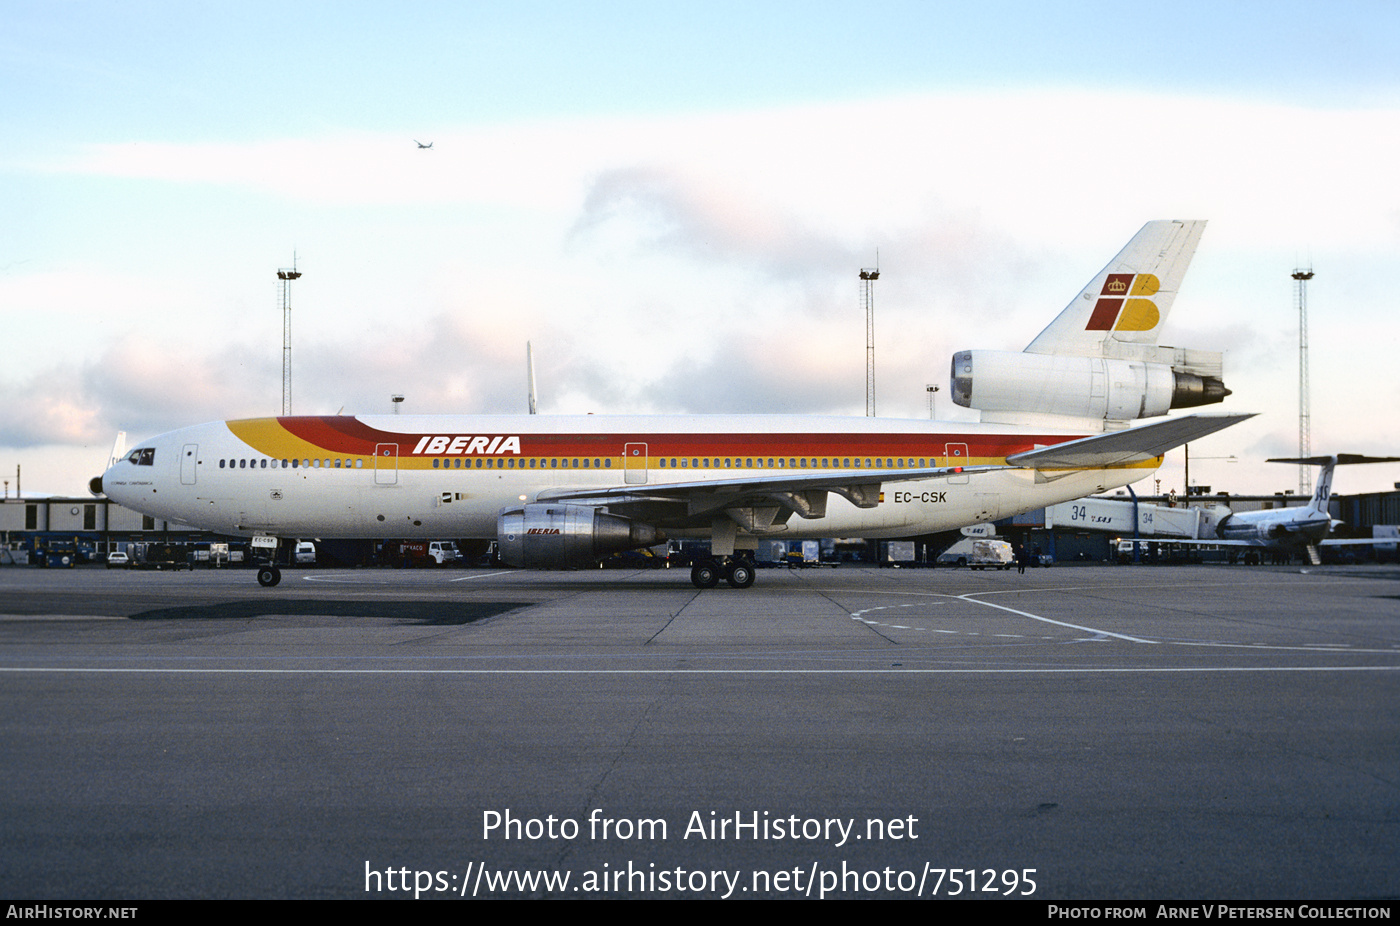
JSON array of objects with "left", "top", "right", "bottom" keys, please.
[
  {"left": 299, "top": 571, "right": 515, "bottom": 583},
  {"left": 450, "top": 571, "right": 514, "bottom": 582},
  {"left": 2, "top": 666, "right": 1397, "bottom": 676},
  {"left": 300, "top": 574, "right": 398, "bottom": 584},
  {"left": 847, "top": 592, "right": 1155, "bottom": 643},
  {"left": 956, "top": 592, "right": 1158, "bottom": 643},
  {"left": 0, "top": 614, "right": 126, "bottom": 621},
  {"left": 840, "top": 586, "right": 1400, "bottom": 653}
]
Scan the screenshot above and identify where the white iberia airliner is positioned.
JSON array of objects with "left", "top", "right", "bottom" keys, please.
[{"left": 95, "top": 220, "right": 1251, "bottom": 589}]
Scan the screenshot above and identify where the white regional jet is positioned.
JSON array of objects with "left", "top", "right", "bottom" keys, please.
[
  {"left": 94, "top": 220, "right": 1251, "bottom": 589},
  {"left": 1193, "top": 455, "right": 1400, "bottom": 564}
]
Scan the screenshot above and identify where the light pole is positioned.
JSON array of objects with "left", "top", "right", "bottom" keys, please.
[
  {"left": 1185, "top": 444, "right": 1237, "bottom": 497},
  {"left": 278, "top": 262, "right": 302, "bottom": 415},
  {"left": 861, "top": 265, "right": 879, "bottom": 416}
]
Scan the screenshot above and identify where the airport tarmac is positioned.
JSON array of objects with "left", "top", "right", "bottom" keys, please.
[{"left": 1, "top": 563, "right": 1397, "bottom": 900}]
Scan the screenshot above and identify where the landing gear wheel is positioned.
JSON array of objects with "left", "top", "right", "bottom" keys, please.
[
  {"left": 725, "top": 561, "right": 756, "bottom": 589},
  {"left": 257, "top": 565, "right": 282, "bottom": 587},
  {"left": 691, "top": 561, "right": 721, "bottom": 589}
]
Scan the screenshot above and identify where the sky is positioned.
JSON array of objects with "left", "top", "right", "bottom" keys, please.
[{"left": 3, "top": 1, "right": 1400, "bottom": 499}]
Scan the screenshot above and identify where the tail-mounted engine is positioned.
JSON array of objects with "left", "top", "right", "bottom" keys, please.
[
  {"left": 950, "top": 349, "right": 1229, "bottom": 423},
  {"left": 497, "top": 503, "right": 663, "bottom": 568}
]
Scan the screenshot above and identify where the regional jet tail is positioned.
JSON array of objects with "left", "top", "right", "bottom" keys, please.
[
  {"left": 94, "top": 219, "right": 1248, "bottom": 590},
  {"left": 1145, "top": 455, "right": 1400, "bottom": 565},
  {"left": 1230, "top": 455, "right": 1400, "bottom": 562}
]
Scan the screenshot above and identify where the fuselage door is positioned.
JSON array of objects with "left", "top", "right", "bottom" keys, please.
[
  {"left": 181, "top": 443, "right": 198, "bottom": 485},
  {"left": 375, "top": 443, "right": 398, "bottom": 486},
  {"left": 624, "top": 443, "right": 648, "bottom": 485},
  {"left": 945, "top": 442, "right": 970, "bottom": 484}
]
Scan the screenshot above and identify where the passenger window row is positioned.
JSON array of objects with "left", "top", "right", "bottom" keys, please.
[
  {"left": 214, "top": 456, "right": 933, "bottom": 471},
  {"left": 656, "top": 457, "right": 925, "bottom": 469},
  {"left": 218, "top": 458, "right": 364, "bottom": 470},
  {"left": 431, "top": 458, "right": 612, "bottom": 469}
]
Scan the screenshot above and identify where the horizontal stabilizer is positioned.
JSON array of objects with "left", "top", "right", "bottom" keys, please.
[
  {"left": 1007, "top": 413, "right": 1255, "bottom": 469},
  {"left": 1266, "top": 455, "right": 1400, "bottom": 466}
]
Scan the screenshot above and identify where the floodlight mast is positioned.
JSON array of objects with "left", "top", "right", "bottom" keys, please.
[
  {"left": 860, "top": 265, "right": 879, "bottom": 416},
  {"left": 278, "top": 260, "right": 302, "bottom": 416},
  {"left": 1293, "top": 267, "right": 1314, "bottom": 494}
]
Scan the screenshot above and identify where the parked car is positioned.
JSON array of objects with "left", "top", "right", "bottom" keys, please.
[{"left": 106, "top": 551, "right": 130, "bottom": 569}]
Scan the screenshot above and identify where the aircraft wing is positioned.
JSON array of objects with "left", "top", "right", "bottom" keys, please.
[
  {"left": 1006, "top": 413, "right": 1255, "bottom": 469},
  {"left": 536, "top": 464, "right": 1006, "bottom": 526},
  {"left": 1123, "top": 537, "right": 1252, "bottom": 547},
  {"left": 537, "top": 413, "right": 1253, "bottom": 530},
  {"left": 1266, "top": 455, "right": 1400, "bottom": 466},
  {"left": 1128, "top": 536, "right": 1389, "bottom": 549}
]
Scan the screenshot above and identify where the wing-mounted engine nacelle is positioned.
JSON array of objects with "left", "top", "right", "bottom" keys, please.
[
  {"left": 497, "top": 503, "right": 663, "bottom": 568},
  {"left": 950, "top": 350, "right": 1229, "bottom": 422}
]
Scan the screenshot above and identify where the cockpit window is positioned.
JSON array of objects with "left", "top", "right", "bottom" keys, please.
[{"left": 126, "top": 448, "right": 155, "bottom": 466}]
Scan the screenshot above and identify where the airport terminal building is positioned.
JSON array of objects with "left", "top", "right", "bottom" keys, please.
[{"left": 3, "top": 487, "right": 1397, "bottom": 568}]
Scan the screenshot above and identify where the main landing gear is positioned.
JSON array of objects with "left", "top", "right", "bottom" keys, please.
[
  {"left": 690, "top": 558, "right": 756, "bottom": 590},
  {"left": 257, "top": 565, "right": 282, "bottom": 587}
]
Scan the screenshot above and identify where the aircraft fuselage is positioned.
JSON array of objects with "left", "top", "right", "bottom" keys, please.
[{"left": 101, "top": 413, "right": 1151, "bottom": 542}]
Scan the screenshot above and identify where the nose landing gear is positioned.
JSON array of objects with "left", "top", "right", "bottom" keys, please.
[{"left": 257, "top": 565, "right": 282, "bottom": 587}]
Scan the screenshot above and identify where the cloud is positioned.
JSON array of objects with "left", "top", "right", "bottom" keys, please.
[
  {"left": 0, "top": 367, "right": 104, "bottom": 448},
  {"left": 9, "top": 88, "right": 1400, "bottom": 495},
  {"left": 570, "top": 167, "right": 855, "bottom": 281}
]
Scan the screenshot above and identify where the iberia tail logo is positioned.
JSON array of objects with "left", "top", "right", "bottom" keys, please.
[{"left": 1085, "top": 273, "right": 1161, "bottom": 331}]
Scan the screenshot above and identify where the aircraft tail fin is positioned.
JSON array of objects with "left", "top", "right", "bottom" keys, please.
[
  {"left": 1266, "top": 454, "right": 1400, "bottom": 515},
  {"left": 1025, "top": 220, "right": 1207, "bottom": 357},
  {"left": 952, "top": 220, "right": 1227, "bottom": 431},
  {"left": 527, "top": 342, "right": 538, "bottom": 415},
  {"left": 1308, "top": 458, "right": 1337, "bottom": 514},
  {"left": 108, "top": 431, "right": 127, "bottom": 469}
]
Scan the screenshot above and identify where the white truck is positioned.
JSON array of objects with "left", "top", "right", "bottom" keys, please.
[
  {"left": 388, "top": 540, "right": 462, "bottom": 566},
  {"left": 936, "top": 539, "right": 1015, "bottom": 570}
]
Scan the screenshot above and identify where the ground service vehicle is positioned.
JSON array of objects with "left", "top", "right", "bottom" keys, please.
[
  {"left": 387, "top": 540, "right": 462, "bottom": 566},
  {"left": 937, "top": 539, "right": 1014, "bottom": 569}
]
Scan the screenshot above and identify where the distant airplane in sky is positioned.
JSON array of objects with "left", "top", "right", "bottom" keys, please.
[
  {"left": 415, "top": 140, "right": 433, "bottom": 149},
  {"left": 94, "top": 220, "right": 1248, "bottom": 589}
]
